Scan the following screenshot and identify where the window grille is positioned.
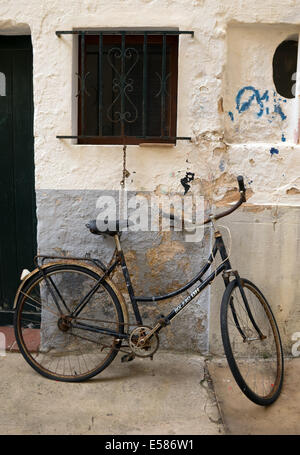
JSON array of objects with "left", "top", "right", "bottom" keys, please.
[{"left": 56, "top": 29, "right": 194, "bottom": 145}]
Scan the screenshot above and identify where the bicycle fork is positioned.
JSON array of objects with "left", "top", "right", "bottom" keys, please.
[{"left": 223, "top": 269, "right": 266, "bottom": 342}]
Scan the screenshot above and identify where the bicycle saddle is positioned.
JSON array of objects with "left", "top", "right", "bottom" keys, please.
[{"left": 86, "top": 219, "right": 133, "bottom": 236}]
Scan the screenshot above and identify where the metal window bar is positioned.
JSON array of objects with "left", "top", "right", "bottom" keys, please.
[
  {"left": 98, "top": 32, "right": 103, "bottom": 136},
  {"left": 143, "top": 32, "right": 148, "bottom": 138},
  {"left": 56, "top": 30, "right": 194, "bottom": 37},
  {"left": 81, "top": 32, "right": 85, "bottom": 136},
  {"left": 56, "top": 29, "right": 194, "bottom": 143},
  {"left": 121, "top": 31, "right": 126, "bottom": 138},
  {"left": 161, "top": 33, "right": 167, "bottom": 137}
]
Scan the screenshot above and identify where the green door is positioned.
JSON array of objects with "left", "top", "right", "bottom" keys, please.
[{"left": 0, "top": 36, "right": 36, "bottom": 325}]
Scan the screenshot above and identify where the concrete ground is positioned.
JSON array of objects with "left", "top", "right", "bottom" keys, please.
[
  {"left": 0, "top": 350, "right": 224, "bottom": 435},
  {"left": 1, "top": 344, "right": 299, "bottom": 435},
  {"left": 207, "top": 356, "right": 300, "bottom": 435}
]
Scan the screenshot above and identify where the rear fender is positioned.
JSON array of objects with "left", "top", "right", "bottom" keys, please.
[{"left": 13, "top": 261, "right": 129, "bottom": 329}]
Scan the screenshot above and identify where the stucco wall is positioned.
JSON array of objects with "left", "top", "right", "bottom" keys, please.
[
  {"left": 0, "top": 1, "right": 298, "bottom": 197},
  {"left": 1, "top": 0, "right": 300, "bottom": 355},
  {"left": 36, "top": 189, "right": 212, "bottom": 353}
]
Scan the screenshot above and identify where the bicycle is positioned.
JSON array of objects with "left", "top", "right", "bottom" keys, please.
[{"left": 13, "top": 176, "right": 284, "bottom": 406}]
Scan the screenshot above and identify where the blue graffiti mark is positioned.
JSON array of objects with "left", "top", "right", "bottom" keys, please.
[
  {"left": 262, "top": 91, "right": 269, "bottom": 102},
  {"left": 270, "top": 147, "right": 279, "bottom": 156},
  {"left": 281, "top": 133, "right": 286, "bottom": 142},
  {"left": 228, "top": 111, "right": 234, "bottom": 121},
  {"left": 232, "top": 86, "right": 286, "bottom": 123},
  {"left": 219, "top": 159, "right": 225, "bottom": 172},
  {"left": 235, "top": 85, "right": 269, "bottom": 117},
  {"left": 274, "top": 103, "right": 287, "bottom": 121},
  {"left": 236, "top": 86, "right": 269, "bottom": 118},
  {"left": 236, "top": 87, "right": 256, "bottom": 112}
]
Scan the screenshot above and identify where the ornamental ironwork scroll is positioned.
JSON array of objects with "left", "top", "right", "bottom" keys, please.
[{"left": 106, "top": 46, "right": 139, "bottom": 125}]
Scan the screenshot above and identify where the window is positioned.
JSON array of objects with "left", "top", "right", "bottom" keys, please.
[
  {"left": 273, "top": 40, "right": 298, "bottom": 99},
  {"left": 77, "top": 32, "right": 179, "bottom": 145}
]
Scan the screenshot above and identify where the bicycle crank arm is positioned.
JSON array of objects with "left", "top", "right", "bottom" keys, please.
[
  {"left": 136, "top": 322, "right": 162, "bottom": 345},
  {"left": 140, "top": 314, "right": 173, "bottom": 344}
]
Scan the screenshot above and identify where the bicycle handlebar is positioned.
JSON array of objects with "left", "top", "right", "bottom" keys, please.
[
  {"left": 237, "top": 175, "right": 246, "bottom": 193},
  {"left": 203, "top": 175, "right": 246, "bottom": 225},
  {"left": 162, "top": 175, "right": 246, "bottom": 228}
]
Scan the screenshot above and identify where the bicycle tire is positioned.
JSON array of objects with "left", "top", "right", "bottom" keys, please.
[
  {"left": 14, "top": 263, "right": 125, "bottom": 382},
  {"left": 220, "top": 278, "right": 284, "bottom": 406}
]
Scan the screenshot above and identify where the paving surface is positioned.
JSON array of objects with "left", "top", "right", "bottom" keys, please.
[
  {"left": 0, "top": 350, "right": 224, "bottom": 435},
  {"left": 1, "top": 331, "right": 299, "bottom": 436},
  {"left": 207, "top": 357, "right": 300, "bottom": 435}
]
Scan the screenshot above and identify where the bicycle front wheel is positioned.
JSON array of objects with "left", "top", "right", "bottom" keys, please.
[
  {"left": 220, "top": 278, "right": 284, "bottom": 406},
  {"left": 14, "top": 263, "right": 125, "bottom": 382}
]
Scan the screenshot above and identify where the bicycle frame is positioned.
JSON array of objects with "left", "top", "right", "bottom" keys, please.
[
  {"left": 59, "top": 228, "right": 233, "bottom": 340},
  {"left": 121, "top": 230, "right": 232, "bottom": 328},
  {"left": 35, "top": 176, "right": 248, "bottom": 341}
]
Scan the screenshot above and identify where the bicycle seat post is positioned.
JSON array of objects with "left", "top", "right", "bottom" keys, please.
[
  {"left": 209, "top": 214, "right": 219, "bottom": 236},
  {"left": 114, "top": 234, "right": 122, "bottom": 254}
]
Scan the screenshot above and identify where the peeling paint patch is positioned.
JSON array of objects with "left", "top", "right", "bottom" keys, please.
[
  {"left": 286, "top": 187, "right": 300, "bottom": 195},
  {"left": 218, "top": 97, "right": 224, "bottom": 113},
  {"left": 270, "top": 147, "right": 279, "bottom": 156},
  {"left": 215, "top": 187, "right": 254, "bottom": 206},
  {"left": 146, "top": 232, "right": 186, "bottom": 269}
]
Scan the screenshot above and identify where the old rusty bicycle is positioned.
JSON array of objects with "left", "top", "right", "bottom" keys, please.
[{"left": 13, "top": 176, "right": 284, "bottom": 406}]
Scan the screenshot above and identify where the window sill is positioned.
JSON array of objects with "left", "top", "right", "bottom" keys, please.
[{"left": 138, "top": 143, "right": 175, "bottom": 147}]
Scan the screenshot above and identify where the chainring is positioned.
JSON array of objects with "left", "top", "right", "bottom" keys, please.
[{"left": 129, "top": 326, "right": 159, "bottom": 358}]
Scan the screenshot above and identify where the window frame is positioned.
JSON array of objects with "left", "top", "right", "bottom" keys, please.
[{"left": 77, "top": 32, "right": 179, "bottom": 146}]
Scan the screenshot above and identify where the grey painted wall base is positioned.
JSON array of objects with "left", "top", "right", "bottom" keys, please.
[
  {"left": 36, "top": 189, "right": 212, "bottom": 353},
  {"left": 37, "top": 190, "right": 300, "bottom": 357},
  {"left": 209, "top": 204, "right": 300, "bottom": 357}
]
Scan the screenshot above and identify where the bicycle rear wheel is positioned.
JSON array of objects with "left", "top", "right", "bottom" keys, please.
[
  {"left": 220, "top": 278, "right": 284, "bottom": 406},
  {"left": 14, "top": 263, "right": 125, "bottom": 382}
]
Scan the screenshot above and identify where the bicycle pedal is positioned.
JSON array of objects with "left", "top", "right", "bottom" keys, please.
[{"left": 121, "top": 353, "right": 135, "bottom": 363}]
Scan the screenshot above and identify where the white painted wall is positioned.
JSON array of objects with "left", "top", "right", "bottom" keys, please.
[
  {"left": 1, "top": 0, "right": 300, "bottom": 354},
  {"left": 0, "top": 0, "right": 299, "bottom": 205}
]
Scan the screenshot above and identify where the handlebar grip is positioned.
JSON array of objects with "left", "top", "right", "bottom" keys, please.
[{"left": 237, "top": 175, "right": 245, "bottom": 193}]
